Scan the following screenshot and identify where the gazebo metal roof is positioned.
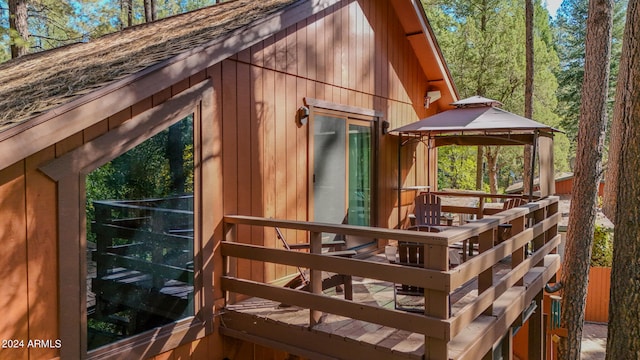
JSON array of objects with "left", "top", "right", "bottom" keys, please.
[{"left": 391, "top": 97, "right": 560, "bottom": 147}]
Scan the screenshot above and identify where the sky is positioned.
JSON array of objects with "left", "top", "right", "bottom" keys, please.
[{"left": 544, "top": 0, "right": 563, "bottom": 18}]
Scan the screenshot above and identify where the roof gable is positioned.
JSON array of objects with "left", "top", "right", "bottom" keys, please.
[{"left": 0, "top": 0, "right": 458, "bottom": 171}]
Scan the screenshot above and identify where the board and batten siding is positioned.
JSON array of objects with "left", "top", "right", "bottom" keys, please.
[
  {"left": 0, "top": 0, "right": 442, "bottom": 359},
  {"left": 211, "top": 0, "right": 436, "bottom": 286}
]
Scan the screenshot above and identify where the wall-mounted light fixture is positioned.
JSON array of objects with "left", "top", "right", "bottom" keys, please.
[
  {"left": 424, "top": 90, "right": 442, "bottom": 109},
  {"left": 382, "top": 120, "right": 390, "bottom": 135},
  {"left": 297, "top": 106, "right": 309, "bottom": 126}
]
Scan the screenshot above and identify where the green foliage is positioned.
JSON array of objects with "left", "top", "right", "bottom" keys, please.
[
  {"left": 424, "top": 0, "right": 568, "bottom": 191},
  {"left": 591, "top": 224, "right": 613, "bottom": 267},
  {"left": 0, "top": 0, "right": 220, "bottom": 60},
  {"left": 437, "top": 146, "right": 477, "bottom": 190},
  {"left": 554, "top": 0, "right": 627, "bottom": 162},
  {"left": 85, "top": 116, "right": 194, "bottom": 242}
]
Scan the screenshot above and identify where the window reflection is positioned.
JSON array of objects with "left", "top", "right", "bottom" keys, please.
[{"left": 86, "top": 116, "right": 194, "bottom": 350}]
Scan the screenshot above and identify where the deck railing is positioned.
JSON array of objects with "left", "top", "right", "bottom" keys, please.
[{"left": 220, "top": 196, "right": 560, "bottom": 359}]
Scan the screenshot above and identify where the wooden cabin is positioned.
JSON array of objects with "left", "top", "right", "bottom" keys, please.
[{"left": 0, "top": 0, "right": 560, "bottom": 359}]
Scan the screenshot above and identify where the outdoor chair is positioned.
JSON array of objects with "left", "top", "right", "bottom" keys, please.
[
  {"left": 496, "top": 197, "right": 528, "bottom": 245},
  {"left": 276, "top": 227, "right": 355, "bottom": 300},
  {"left": 393, "top": 242, "right": 426, "bottom": 313},
  {"left": 408, "top": 193, "right": 453, "bottom": 232},
  {"left": 391, "top": 241, "right": 459, "bottom": 313},
  {"left": 503, "top": 197, "right": 527, "bottom": 210}
]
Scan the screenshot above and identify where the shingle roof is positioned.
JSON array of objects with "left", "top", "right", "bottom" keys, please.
[{"left": 0, "top": 0, "right": 297, "bottom": 132}]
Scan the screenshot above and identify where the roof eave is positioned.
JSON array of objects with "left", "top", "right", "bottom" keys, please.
[
  {"left": 0, "top": 0, "right": 339, "bottom": 171},
  {"left": 390, "top": 0, "right": 459, "bottom": 111},
  {"left": 410, "top": 0, "right": 459, "bottom": 102}
]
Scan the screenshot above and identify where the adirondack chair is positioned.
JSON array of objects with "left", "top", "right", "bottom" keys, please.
[
  {"left": 503, "top": 197, "right": 527, "bottom": 210},
  {"left": 408, "top": 193, "right": 452, "bottom": 232},
  {"left": 391, "top": 240, "right": 460, "bottom": 312},
  {"left": 393, "top": 242, "right": 426, "bottom": 313},
  {"left": 497, "top": 197, "right": 528, "bottom": 244},
  {"left": 277, "top": 227, "right": 355, "bottom": 300}
]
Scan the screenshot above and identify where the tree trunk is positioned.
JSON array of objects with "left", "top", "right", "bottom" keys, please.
[
  {"left": 523, "top": 0, "right": 534, "bottom": 196},
  {"left": 143, "top": 0, "right": 156, "bottom": 22},
  {"left": 485, "top": 146, "right": 499, "bottom": 195},
  {"left": 125, "top": 0, "right": 133, "bottom": 27},
  {"left": 8, "top": 0, "right": 29, "bottom": 58},
  {"left": 559, "top": 0, "right": 613, "bottom": 358},
  {"left": 605, "top": 0, "right": 640, "bottom": 357},
  {"left": 167, "top": 123, "right": 185, "bottom": 194},
  {"left": 144, "top": 0, "right": 152, "bottom": 22},
  {"left": 476, "top": 146, "right": 484, "bottom": 190},
  {"left": 151, "top": 0, "right": 156, "bottom": 21},
  {"left": 603, "top": 121, "right": 619, "bottom": 222}
]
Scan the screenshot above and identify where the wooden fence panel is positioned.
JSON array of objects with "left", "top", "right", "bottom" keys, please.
[{"left": 585, "top": 266, "right": 611, "bottom": 323}]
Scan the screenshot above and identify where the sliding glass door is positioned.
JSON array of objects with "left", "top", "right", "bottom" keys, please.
[
  {"left": 347, "top": 123, "right": 372, "bottom": 226},
  {"left": 313, "top": 114, "right": 374, "bottom": 247}
]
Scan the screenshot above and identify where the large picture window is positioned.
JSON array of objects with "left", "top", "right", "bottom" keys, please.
[
  {"left": 86, "top": 116, "right": 195, "bottom": 349},
  {"left": 41, "top": 82, "right": 216, "bottom": 359}
]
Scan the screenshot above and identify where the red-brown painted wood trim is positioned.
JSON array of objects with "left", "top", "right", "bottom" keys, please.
[{"left": 304, "top": 97, "right": 384, "bottom": 117}]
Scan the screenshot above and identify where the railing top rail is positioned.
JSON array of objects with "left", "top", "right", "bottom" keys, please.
[
  {"left": 431, "top": 191, "right": 531, "bottom": 200},
  {"left": 94, "top": 200, "right": 194, "bottom": 215},
  {"left": 224, "top": 215, "right": 451, "bottom": 245},
  {"left": 224, "top": 197, "right": 558, "bottom": 246}
]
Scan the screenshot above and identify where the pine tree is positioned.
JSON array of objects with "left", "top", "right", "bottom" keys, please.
[
  {"left": 523, "top": 0, "right": 534, "bottom": 196},
  {"left": 605, "top": 0, "right": 640, "bottom": 356},
  {"left": 558, "top": 0, "right": 614, "bottom": 357},
  {"left": 554, "top": 0, "right": 627, "bottom": 172},
  {"left": 423, "top": 0, "right": 568, "bottom": 191},
  {"left": 8, "top": 0, "right": 28, "bottom": 57}
]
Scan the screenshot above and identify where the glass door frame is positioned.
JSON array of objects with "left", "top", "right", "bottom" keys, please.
[{"left": 307, "top": 104, "right": 380, "bottom": 230}]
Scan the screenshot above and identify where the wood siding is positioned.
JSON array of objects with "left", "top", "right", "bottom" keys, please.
[
  {"left": 555, "top": 178, "right": 605, "bottom": 196},
  {"left": 0, "top": 0, "right": 443, "bottom": 359}
]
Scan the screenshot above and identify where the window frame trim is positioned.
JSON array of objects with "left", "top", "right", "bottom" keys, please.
[{"left": 40, "top": 80, "right": 215, "bottom": 359}]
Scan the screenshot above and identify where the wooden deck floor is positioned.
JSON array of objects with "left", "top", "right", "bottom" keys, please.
[{"left": 221, "top": 253, "right": 516, "bottom": 360}]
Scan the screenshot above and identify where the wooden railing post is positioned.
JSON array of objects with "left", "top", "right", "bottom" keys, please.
[
  {"left": 310, "top": 231, "right": 322, "bottom": 326},
  {"left": 528, "top": 290, "right": 544, "bottom": 360},
  {"left": 478, "top": 229, "right": 494, "bottom": 315},
  {"left": 93, "top": 203, "right": 110, "bottom": 279},
  {"left": 532, "top": 207, "right": 546, "bottom": 265},
  {"left": 512, "top": 215, "right": 526, "bottom": 286},
  {"left": 424, "top": 243, "right": 449, "bottom": 359},
  {"left": 223, "top": 222, "right": 237, "bottom": 304},
  {"left": 546, "top": 201, "right": 559, "bottom": 253}
]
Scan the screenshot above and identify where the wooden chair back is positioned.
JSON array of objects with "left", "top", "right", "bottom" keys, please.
[
  {"left": 503, "top": 197, "right": 527, "bottom": 210},
  {"left": 396, "top": 243, "right": 424, "bottom": 291},
  {"left": 397, "top": 242, "right": 424, "bottom": 268},
  {"left": 414, "top": 193, "right": 442, "bottom": 226}
]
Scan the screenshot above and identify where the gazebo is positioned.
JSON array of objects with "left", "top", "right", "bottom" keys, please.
[{"left": 391, "top": 96, "right": 560, "bottom": 223}]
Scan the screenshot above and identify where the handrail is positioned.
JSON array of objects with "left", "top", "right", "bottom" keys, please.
[
  {"left": 432, "top": 191, "right": 530, "bottom": 200},
  {"left": 224, "top": 195, "right": 558, "bottom": 247},
  {"left": 224, "top": 215, "right": 451, "bottom": 245}
]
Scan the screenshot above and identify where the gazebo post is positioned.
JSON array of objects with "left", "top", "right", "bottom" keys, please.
[
  {"left": 427, "top": 132, "right": 431, "bottom": 192},
  {"left": 528, "top": 130, "right": 539, "bottom": 202}
]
